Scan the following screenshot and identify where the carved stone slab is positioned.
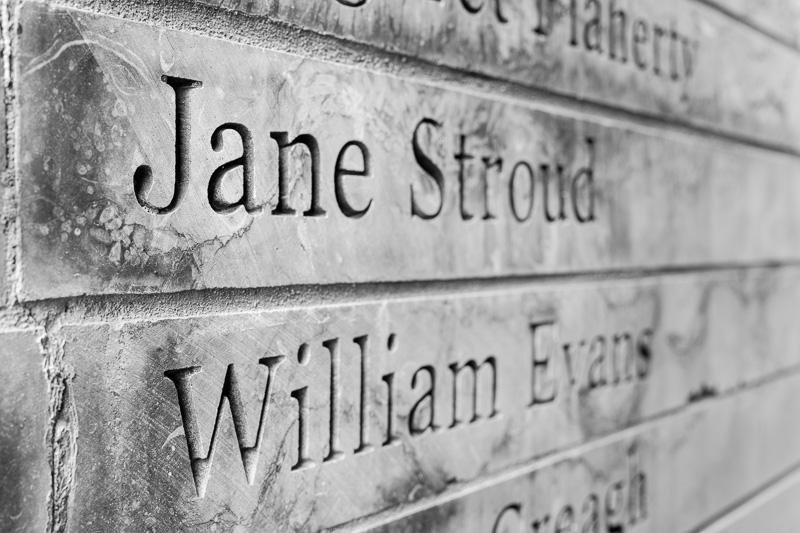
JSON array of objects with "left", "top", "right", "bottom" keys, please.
[
  {"left": 189, "top": 0, "right": 800, "bottom": 147},
  {"left": 368, "top": 372, "right": 800, "bottom": 533},
  {"left": 17, "top": 4, "right": 800, "bottom": 299},
  {"left": 706, "top": 0, "right": 800, "bottom": 48},
  {"left": 60, "top": 269, "right": 800, "bottom": 531},
  {"left": 702, "top": 468, "right": 800, "bottom": 533},
  {"left": 0, "top": 332, "right": 48, "bottom": 533}
]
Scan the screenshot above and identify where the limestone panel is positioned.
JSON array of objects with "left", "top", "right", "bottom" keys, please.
[
  {"left": 700, "top": 468, "right": 800, "bottom": 533},
  {"left": 705, "top": 0, "right": 800, "bottom": 48},
  {"left": 370, "top": 372, "right": 800, "bottom": 533},
  {"left": 61, "top": 268, "right": 800, "bottom": 531},
  {"left": 0, "top": 331, "right": 49, "bottom": 533},
  {"left": 189, "top": 0, "right": 800, "bottom": 147},
  {"left": 17, "top": 4, "right": 800, "bottom": 299}
]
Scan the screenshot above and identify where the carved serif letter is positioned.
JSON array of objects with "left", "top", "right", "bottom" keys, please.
[
  {"left": 164, "top": 356, "right": 285, "bottom": 498},
  {"left": 134, "top": 75, "right": 203, "bottom": 215},
  {"left": 208, "top": 123, "right": 263, "bottom": 215},
  {"left": 410, "top": 118, "right": 444, "bottom": 220}
]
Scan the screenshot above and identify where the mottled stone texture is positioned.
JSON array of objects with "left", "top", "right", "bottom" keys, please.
[
  {"left": 6, "top": 1, "right": 800, "bottom": 532},
  {"left": 707, "top": 0, "right": 800, "bottom": 47},
  {"left": 707, "top": 469, "right": 800, "bottom": 533},
  {"left": 0, "top": 332, "right": 48, "bottom": 533},
  {"left": 373, "top": 373, "right": 800, "bottom": 532},
  {"left": 191, "top": 0, "right": 800, "bottom": 148},
  {"left": 16, "top": 4, "right": 800, "bottom": 299},
  {"left": 59, "top": 269, "right": 800, "bottom": 531}
]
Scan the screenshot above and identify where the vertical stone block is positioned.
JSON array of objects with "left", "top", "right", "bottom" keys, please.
[{"left": 0, "top": 331, "right": 48, "bottom": 532}]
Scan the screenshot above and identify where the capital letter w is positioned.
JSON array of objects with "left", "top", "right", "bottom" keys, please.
[{"left": 164, "top": 356, "right": 285, "bottom": 498}]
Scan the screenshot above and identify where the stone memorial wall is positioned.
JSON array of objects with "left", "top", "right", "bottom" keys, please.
[{"left": 1, "top": 0, "right": 799, "bottom": 532}]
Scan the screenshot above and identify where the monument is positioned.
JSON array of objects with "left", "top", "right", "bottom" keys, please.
[{"left": 2, "top": 0, "right": 800, "bottom": 531}]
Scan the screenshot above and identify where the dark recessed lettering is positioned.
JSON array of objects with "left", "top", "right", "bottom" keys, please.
[
  {"left": 530, "top": 321, "right": 558, "bottom": 406},
  {"left": 381, "top": 372, "right": 401, "bottom": 446},
  {"left": 492, "top": 504, "right": 522, "bottom": 533},
  {"left": 291, "top": 386, "right": 316, "bottom": 471},
  {"left": 354, "top": 335, "right": 375, "bottom": 455},
  {"left": 611, "top": 332, "right": 634, "bottom": 384},
  {"left": 588, "top": 335, "right": 608, "bottom": 389},
  {"left": 653, "top": 24, "right": 667, "bottom": 76},
  {"left": 455, "top": 134, "right": 476, "bottom": 221},
  {"left": 669, "top": 25, "right": 680, "bottom": 80},
  {"left": 334, "top": 140, "right": 373, "bottom": 219},
  {"left": 208, "top": 123, "right": 263, "bottom": 215},
  {"left": 531, "top": 514, "right": 550, "bottom": 533},
  {"left": 270, "top": 132, "right": 325, "bottom": 217},
  {"left": 609, "top": 0, "right": 628, "bottom": 63},
  {"left": 481, "top": 157, "right": 502, "bottom": 220},
  {"left": 534, "top": 0, "right": 555, "bottom": 36},
  {"left": 323, "top": 338, "right": 345, "bottom": 463},
  {"left": 606, "top": 480, "right": 626, "bottom": 533},
  {"left": 134, "top": 75, "right": 202, "bottom": 215},
  {"left": 571, "top": 138, "right": 596, "bottom": 223},
  {"left": 583, "top": 0, "right": 603, "bottom": 53},
  {"left": 163, "top": 355, "right": 285, "bottom": 498},
  {"left": 636, "top": 329, "right": 654, "bottom": 378},
  {"left": 629, "top": 445, "right": 648, "bottom": 524},
  {"left": 448, "top": 356, "right": 499, "bottom": 428},
  {"left": 509, "top": 161, "right": 535, "bottom": 222},
  {"left": 542, "top": 164, "right": 567, "bottom": 222},
  {"left": 682, "top": 37, "right": 698, "bottom": 79},
  {"left": 411, "top": 118, "right": 445, "bottom": 220},
  {"left": 409, "top": 365, "right": 438, "bottom": 435},
  {"left": 562, "top": 340, "right": 586, "bottom": 387},
  {"left": 582, "top": 494, "right": 600, "bottom": 532},
  {"left": 161, "top": 315, "right": 655, "bottom": 500},
  {"left": 494, "top": 0, "right": 509, "bottom": 23},
  {"left": 569, "top": 0, "right": 579, "bottom": 46},
  {"left": 460, "top": 0, "right": 483, "bottom": 14},
  {"left": 633, "top": 19, "right": 649, "bottom": 70},
  {"left": 554, "top": 505, "right": 575, "bottom": 533}
]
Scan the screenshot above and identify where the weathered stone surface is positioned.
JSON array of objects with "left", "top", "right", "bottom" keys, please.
[
  {"left": 0, "top": 33, "right": 7, "bottom": 306},
  {"left": 0, "top": 331, "right": 48, "bottom": 533},
  {"left": 702, "top": 468, "right": 800, "bottom": 533},
  {"left": 60, "top": 268, "right": 800, "bottom": 531},
  {"left": 17, "top": 3, "right": 800, "bottom": 299},
  {"left": 705, "top": 0, "right": 800, "bottom": 48},
  {"left": 368, "top": 372, "right": 800, "bottom": 533},
  {"left": 189, "top": 0, "right": 800, "bottom": 147}
]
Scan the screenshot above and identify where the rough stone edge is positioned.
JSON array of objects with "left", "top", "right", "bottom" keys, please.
[
  {"left": 40, "top": 320, "right": 75, "bottom": 533},
  {"left": 2, "top": 0, "right": 16, "bottom": 306},
  {"left": 0, "top": 4, "right": 77, "bottom": 531}
]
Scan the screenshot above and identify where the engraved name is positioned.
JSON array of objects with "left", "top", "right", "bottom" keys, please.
[
  {"left": 333, "top": 0, "right": 699, "bottom": 84},
  {"left": 164, "top": 319, "right": 653, "bottom": 498},
  {"left": 491, "top": 446, "right": 647, "bottom": 533},
  {"left": 133, "top": 75, "right": 597, "bottom": 226}
]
